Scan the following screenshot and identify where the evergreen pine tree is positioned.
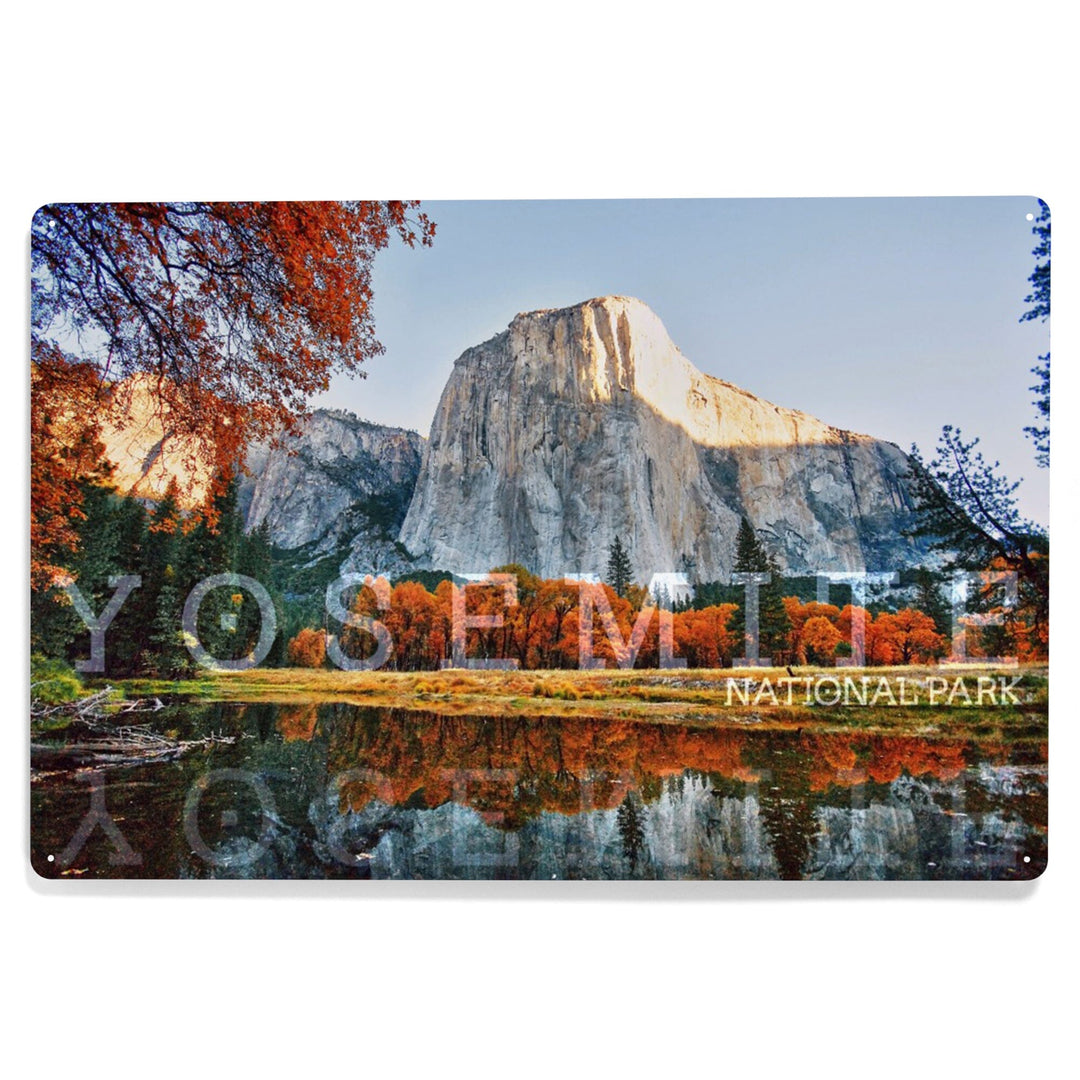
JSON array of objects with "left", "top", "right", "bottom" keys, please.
[
  {"left": 1020, "top": 199, "right": 1049, "bottom": 467},
  {"left": 147, "top": 566, "right": 191, "bottom": 677},
  {"left": 134, "top": 484, "right": 185, "bottom": 674},
  {"left": 910, "top": 566, "right": 950, "bottom": 635},
  {"left": 108, "top": 493, "right": 150, "bottom": 674},
  {"left": 730, "top": 517, "right": 791, "bottom": 661},
  {"left": 176, "top": 476, "right": 247, "bottom": 663},
  {"left": 113, "top": 481, "right": 180, "bottom": 674},
  {"left": 606, "top": 535, "right": 633, "bottom": 598},
  {"left": 733, "top": 516, "right": 765, "bottom": 573},
  {"left": 238, "top": 519, "right": 283, "bottom": 666},
  {"left": 30, "top": 481, "right": 148, "bottom": 673}
]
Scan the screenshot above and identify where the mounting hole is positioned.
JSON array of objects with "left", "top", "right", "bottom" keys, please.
[
  {"left": 1023, "top": 855, "right": 1031, "bottom": 863},
  {"left": 47, "top": 854, "right": 54, "bottom": 862},
  {"left": 1026, "top": 213, "right": 1034, "bottom": 221}
]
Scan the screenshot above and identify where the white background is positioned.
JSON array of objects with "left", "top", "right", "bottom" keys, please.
[{"left": 3, "top": 3, "right": 1076, "bottom": 1076}]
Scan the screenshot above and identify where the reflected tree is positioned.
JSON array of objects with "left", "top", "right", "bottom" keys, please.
[{"left": 617, "top": 792, "right": 647, "bottom": 873}]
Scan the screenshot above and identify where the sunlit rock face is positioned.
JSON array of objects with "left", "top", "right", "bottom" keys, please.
[
  {"left": 95, "top": 374, "right": 216, "bottom": 505},
  {"left": 399, "top": 295, "right": 925, "bottom": 580},
  {"left": 98, "top": 392, "right": 424, "bottom": 571}
]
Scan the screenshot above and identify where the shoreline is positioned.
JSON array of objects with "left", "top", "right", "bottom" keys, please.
[{"left": 81, "top": 664, "right": 1048, "bottom": 739}]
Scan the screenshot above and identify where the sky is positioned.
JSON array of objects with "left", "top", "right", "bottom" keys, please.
[{"left": 313, "top": 197, "right": 1050, "bottom": 526}]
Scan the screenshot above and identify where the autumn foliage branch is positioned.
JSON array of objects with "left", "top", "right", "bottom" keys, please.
[{"left": 30, "top": 200, "right": 435, "bottom": 590}]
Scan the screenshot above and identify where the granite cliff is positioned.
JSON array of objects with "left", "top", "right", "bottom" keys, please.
[
  {"left": 98, "top": 392, "right": 424, "bottom": 576},
  {"left": 239, "top": 410, "right": 423, "bottom": 575},
  {"left": 398, "top": 295, "right": 925, "bottom": 580},
  {"left": 98, "top": 295, "right": 928, "bottom": 583}
]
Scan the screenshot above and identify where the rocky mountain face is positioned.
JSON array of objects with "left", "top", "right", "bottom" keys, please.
[
  {"left": 94, "top": 375, "right": 216, "bottom": 505},
  {"left": 98, "top": 296, "right": 928, "bottom": 584},
  {"left": 398, "top": 295, "right": 926, "bottom": 580},
  {"left": 98, "top": 392, "right": 424, "bottom": 576},
  {"left": 238, "top": 411, "right": 423, "bottom": 575}
]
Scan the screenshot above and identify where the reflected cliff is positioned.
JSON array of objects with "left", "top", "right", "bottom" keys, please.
[{"left": 31, "top": 704, "right": 1047, "bottom": 881}]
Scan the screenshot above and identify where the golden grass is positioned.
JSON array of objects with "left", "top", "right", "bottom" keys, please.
[{"left": 109, "top": 663, "right": 1048, "bottom": 737}]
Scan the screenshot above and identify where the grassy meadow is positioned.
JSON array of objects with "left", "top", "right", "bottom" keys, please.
[{"left": 105, "top": 663, "right": 1048, "bottom": 742}]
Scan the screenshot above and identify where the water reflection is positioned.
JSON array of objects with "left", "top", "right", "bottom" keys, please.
[{"left": 31, "top": 703, "right": 1047, "bottom": 881}]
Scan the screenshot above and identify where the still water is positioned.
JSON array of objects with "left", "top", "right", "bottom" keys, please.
[{"left": 31, "top": 703, "right": 1047, "bottom": 880}]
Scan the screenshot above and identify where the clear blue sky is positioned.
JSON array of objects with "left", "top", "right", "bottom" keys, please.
[{"left": 315, "top": 197, "right": 1049, "bottom": 525}]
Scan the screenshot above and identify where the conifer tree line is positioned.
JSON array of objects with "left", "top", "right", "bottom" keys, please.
[
  {"left": 32, "top": 497, "right": 1046, "bottom": 677},
  {"left": 31, "top": 476, "right": 279, "bottom": 677}
]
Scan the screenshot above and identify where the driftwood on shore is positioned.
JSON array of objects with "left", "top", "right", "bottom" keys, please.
[
  {"left": 30, "top": 688, "right": 236, "bottom": 769},
  {"left": 30, "top": 686, "right": 163, "bottom": 722}
]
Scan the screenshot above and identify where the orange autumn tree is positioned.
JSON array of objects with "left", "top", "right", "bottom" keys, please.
[
  {"left": 286, "top": 627, "right": 328, "bottom": 669},
  {"left": 801, "top": 615, "right": 844, "bottom": 664},
  {"left": 382, "top": 581, "right": 440, "bottom": 670},
  {"left": 560, "top": 584, "right": 646, "bottom": 669},
  {"left": 874, "top": 608, "right": 945, "bottom": 664},
  {"left": 783, "top": 598, "right": 842, "bottom": 664},
  {"left": 284, "top": 571, "right": 972, "bottom": 673},
  {"left": 30, "top": 201, "right": 435, "bottom": 589},
  {"left": 674, "top": 605, "right": 739, "bottom": 668},
  {"left": 533, "top": 578, "right": 580, "bottom": 668},
  {"left": 958, "top": 558, "right": 1048, "bottom": 662},
  {"left": 837, "top": 604, "right": 891, "bottom": 666},
  {"left": 29, "top": 342, "right": 115, "bottom": 586}
]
